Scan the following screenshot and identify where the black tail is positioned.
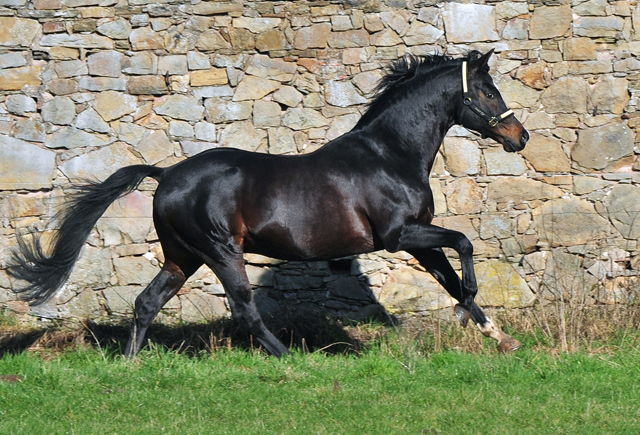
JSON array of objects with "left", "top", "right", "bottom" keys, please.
[{"left": 7, "top": 165, "right": 165, "bottom": 305}]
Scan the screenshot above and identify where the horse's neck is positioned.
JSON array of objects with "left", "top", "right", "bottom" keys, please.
[{"left": 362, "top": 96, "right": 457, "bottom": 174}]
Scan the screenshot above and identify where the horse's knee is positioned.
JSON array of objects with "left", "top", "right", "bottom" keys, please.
[{"left": 457, "top": 235, "right": 474, "bottom": 257}]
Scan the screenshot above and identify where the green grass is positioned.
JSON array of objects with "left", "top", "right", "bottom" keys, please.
[{"left": 2, "top": 340, "right": 640, "bottom": 435}]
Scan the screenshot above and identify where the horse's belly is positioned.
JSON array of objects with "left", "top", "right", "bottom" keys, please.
[{"left": 245, "top": 217, "right": 375, "bottom": 261}]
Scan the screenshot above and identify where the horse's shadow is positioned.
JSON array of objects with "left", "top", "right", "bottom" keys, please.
[{"left": 1, "top": 297, "right": 394, "bottom": 358}]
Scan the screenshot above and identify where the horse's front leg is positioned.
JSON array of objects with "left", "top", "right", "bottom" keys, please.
[{"left": 388, "top": 223, "right": 521, "bottom": 352}]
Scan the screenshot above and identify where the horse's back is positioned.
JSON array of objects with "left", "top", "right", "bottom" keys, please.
[{"left": 152, "top": 146, "right": 377, "bottom": 260}]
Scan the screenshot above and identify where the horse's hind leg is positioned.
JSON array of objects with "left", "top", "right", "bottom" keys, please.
[
  {"left": 408, "top": 247, "right": 521, "bottom": 352},
  {"left": 124, "top": 259, "right": 200, "bottom": 358},
  {"left": 206, "top": 255, "right": 290, "bottom": 357}
]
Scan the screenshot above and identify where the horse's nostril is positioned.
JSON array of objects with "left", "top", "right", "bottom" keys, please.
[{"left": 520, "top": 131, "right": 529, "bottom": 146}]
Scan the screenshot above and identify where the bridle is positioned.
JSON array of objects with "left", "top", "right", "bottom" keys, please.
[{"left": 461, "top": 61, "right": 513, "bottom": 128}]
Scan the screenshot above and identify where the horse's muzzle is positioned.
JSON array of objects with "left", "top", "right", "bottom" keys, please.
[{"left": 502, "top": 128, "right": 529, "bottom": 152}]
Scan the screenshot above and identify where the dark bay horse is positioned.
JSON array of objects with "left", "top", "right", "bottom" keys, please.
[{"left": 9, "top": 50, "right": 529, "bottom": 357}]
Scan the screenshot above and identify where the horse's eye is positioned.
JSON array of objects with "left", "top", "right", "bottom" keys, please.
[{"left": 485, "top": 92, "right": 494, "bottom": 99}]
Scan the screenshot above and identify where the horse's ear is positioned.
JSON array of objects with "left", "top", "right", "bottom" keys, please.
[{"left": 475, "top": 49, "right": 494, "bottom": 72}]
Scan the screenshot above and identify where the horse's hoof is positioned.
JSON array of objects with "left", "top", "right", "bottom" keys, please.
[
  {"left": 454, "top": 304, "right": 471, "bottom": 328},
  {"left": 497, "top": 337, "right": 522, "bottom": 353}
]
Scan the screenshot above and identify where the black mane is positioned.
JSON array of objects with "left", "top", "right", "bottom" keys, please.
[
  {"left": 354, "top": 51, "right": 483, "bottom": 129},
  {"left": 375, "top": 51, "right": 483, "bottom": 100}
]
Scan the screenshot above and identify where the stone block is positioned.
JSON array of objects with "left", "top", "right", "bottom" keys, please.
[
  {"left": 187, "top": 51, "right": 211, "bottom": 70},
  {"left": 154, "top": 94, "right": 204, "bottom": 122},
  {"left": 520, "top": 134, "right": 571, "bottom": 173},
  {"left": 228, "top": 27, "right": 254, "bottom": 51},
  {"left": 328, "top": 28, "right": 370, "bottom": 49},
  {"left": 493, "top": 76, "right": 540, "bottom": 110},
  {"left": 268, "top": 127, "right": 296, "bottom": 155},
  {"left": 326, "top": 113, "right": 359, "bottom": 140},
  {"left": 79, "top": 77, "right": 127, "bottom": 92},
  {"left": 93, "top": 91, "right": 137, "bottom": 122},
  {"left": 515, "top": 61, "right": 547, "bottom": 90},
  {"left": 529, "top": 5, "right": 572, "bottom": 39},
  {"left": 293, "top": 23, "right": 331, "bottom": 50},
  {"left": 562, "top": 38, "right": 597, "bottom": 61},
  {"left": 403, "top": 21, "right": 443, "bottom": 46},
  {"left": 46, "top": 126, "right": 111, "bottom": 149},
  {"left": 48, "top": 78, "right": 80, "bottom": 95},
  {"left": 480, "top": 213, "right": 511, "bottom": 240},
  {"left": 256, "top": 29, "right": 288, "bottom": 52},
  {"left": 442, "top": 3, "right": 499, "bottom": 43},
  {"left": 484, "top": 147, "right": 527, "bottom": 176},
  {"left": 114, "top": 256, "right": 159, "bottom": 285},
  {"left": 0, "top": 53, "right": 26, "bottom": 69},
  {"left": 502, "top": 18, "right": 529, "bottom": 40},
  {"left": 5, "top": 94, "right": 36, "bottom": 115},
  {"left": 96, "top": 18, "right": 131, "bottom": 39},
  {"left": 532, "top": 197, "right": 609, "bottom": 247},
  {"left": 282, "top": 108, "right": 329, "bottom": 130},
  {"left": 73, "top": 108, "right": 111, "bottom": 133},
  {"left": 246, "top": 54, "right": 297, "bottom": 82},
  {"left": 475, "top": 260, "right": 535, "bottom": 308},
  {"left": 0, "top": 17, "right": 40, "bottom": 47},
  {"left": 196, "top": 29, "right": 231, "bottom": 51},
  {"left": 253, "top": 100, "right": 281, "bottom": 128},
  {"left": 324, "top": 80, "right": 367, "bottom": 107},
  {"left": 272, "top": 86, "right": 303, "bottom": 108},
  {"left": 541, "top": 76, "right": 587, "bottom": 114},
  {"left": 233, "top": 76, "right": 280, "bottom": 101},
  {"left": 0, "top": 135, "right": 56, "bottom": 190},
  {"left": 180, "top": 289, "right": 227, "bottom": 322},
  {"left": 158, "top": 55, "right": 188, "bottom": 75},
  {"left": 601, "top": 185, "right": 640, "bottom": 239},
  {"left": 574, "top": 16, "right": 624, "bottom": 38},
  {"left": 379, "top": 267, "right": 455, "bottom": 314},
  {"left": 59, "top": 142, "right": 143, "bottom": 181},
  {"left": 136, "top": 129, "right": 173, "bottom": 165},
  {"left": 487, "top": 177, "right": 564, "bottom": 204},
  {"left": 87, "top": 50, "right": 123, "bottom": 77},
  {"left": 127, "top": 76, "right": 168, "bottom": 95},
  {"left": 67, "top": 245, "right": 113, "bottom": 288},
  {"left": 0, "top": 66, "right": 41, "bottom": 90},
  {"left": 590, "top": 76, "right": 629, "bottom": 114},
  {"left": 446, "top": 178, "right": 483, "bottom": 215},
  {"left": 194, "top": 122, "right": 216, "bottom": 142},
  {"left": 54, "top": 59, "right": 88, "bottom": 79},
  {"left": 190, "top": 68, "right": 228, "bottom": 86},
  {"left": 232, "top": 17, "right": 281, "bottom": 34},
  {"left": 572, "top": 123, "right": 633, "bottom": 171},
  {"left": 169, "top": 120, "right": 194, "bottom": 139},
  {"left": 205, "top": 98, "right": 253, "bottom": 123},
  {"left": 42, "top": 96, "right": 76, "bottom": 125},
  {"left": 442, "top": 137, "right": 480, "bottom": 176},
  {"left": 102, "top": 286, "right": 139, "bottom": 314},
  {"left": 122, "top": 52, "right": 157, "bottom": 75},
  {"left": 219, "top": 121, "right": 267, "bottom": 152},
  {"left": 370, "top": 29, "right": 403, "bottom": 47},
  {"left": 40, "top": 34, "right": 114, "bottom": 49},
  {"left": 14, "top": 119, "right": 46, "bottom": 143},
  {"left": 192, "top": 1, "right": 242, "bottom": 15},
  {"left": 130, "top": 26, "right": 164, "bottom": 50}
]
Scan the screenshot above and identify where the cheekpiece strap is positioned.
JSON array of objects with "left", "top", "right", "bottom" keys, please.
[{"left": 461, "top": 61, "right": 514, "bottom": 128}]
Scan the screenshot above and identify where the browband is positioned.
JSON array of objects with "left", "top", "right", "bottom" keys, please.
[{"left": 462, "top": 61, "right": 513, "bottom": 128}]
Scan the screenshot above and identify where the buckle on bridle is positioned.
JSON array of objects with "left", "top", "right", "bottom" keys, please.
[{"left": 462, "top": 61, "right": 513, "bottom": 129}]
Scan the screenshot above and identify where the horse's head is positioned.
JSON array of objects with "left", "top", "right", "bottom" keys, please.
[{"left": 459, "top": 50, "right": 529, "bottom": 152}]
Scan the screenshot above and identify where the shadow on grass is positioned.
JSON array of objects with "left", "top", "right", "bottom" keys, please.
[{"left": 0, "top": 304, "right": 395, "bottom": 358}]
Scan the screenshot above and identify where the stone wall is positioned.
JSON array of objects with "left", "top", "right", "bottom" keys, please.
[{"left": 1, "top": 0, "right": 640, "bottom": 325}]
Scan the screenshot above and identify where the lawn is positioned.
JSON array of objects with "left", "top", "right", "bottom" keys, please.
[{"left": 1, "top": 331, "right": 639, "bottom": 435}]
